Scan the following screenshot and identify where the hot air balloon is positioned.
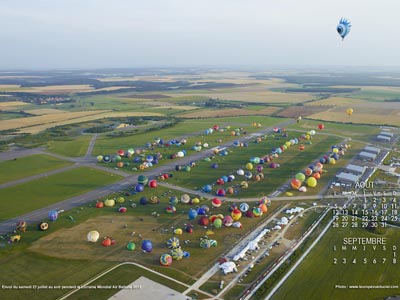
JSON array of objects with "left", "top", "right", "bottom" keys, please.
[
  {"left": 212, "top": 198, "right": 222, "bottom": 208},
  {"left": 127, "top": 242, "right": 136, "bottom": 251},
  {"left": 48, "top": 210, "right": 58, "bottom": 221},
  {"left": 291, "top": 179, "right": 302, "bottom": 190},
  {"left": 160, "top": 254, "right": 173, "bottom": 266},
  {"left": 239, "top": 203, "right": 249, "bottom": 212},
  {"left": 166, "top": 237, "right": 180, "bottom": 249},
  {"left": 141, "top": 240, "right": 153, "bottom": 253},
  {"left": 307, "top": 177, "right": 317, "bottom": 188},
  {"left": 231, "top": 209, "right": 242, "bottom": 221},
  {"left": 337, "top": 17, "right": 352, "bottom": 40},
  {"left": 170, "top": 248, "right": 184, "bottom": 260},
  {"left": 346, "top": 108, "right": 353, "bottom": 116},
  {"left": 87, "top": 231, "right": 100, "bottom": 242},
  {"left": 318, "top": 124, "right": 324, "bottom": 130},
  {"left": 181, "top": 194, "right": 191, "bottom": 204},
  {"left": 188, "top": 208, "right": 198, "bottom": 220},
  {"left": 39, "top": 222, "right": 49, "bottom": 231}
]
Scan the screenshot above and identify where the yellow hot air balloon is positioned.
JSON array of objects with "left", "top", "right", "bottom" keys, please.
[{"left": 346, "top": 108, "right": 353, "bottom": 116}]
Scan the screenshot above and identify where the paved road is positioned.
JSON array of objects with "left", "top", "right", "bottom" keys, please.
[
  {"left": 85, "top": 134, "right": 98, "bottom": 158},
  {"left": 0, "top": 163, "right": 80, "bottom": 189},
  {"left": 0, "top": 119, "right": 295, "bottom": 234},
  {"left": 0, "top": 147, "right": 45, "bottom": 161},
  {"left": 242, "top": 207, "right": 332, "bottom": 300}
]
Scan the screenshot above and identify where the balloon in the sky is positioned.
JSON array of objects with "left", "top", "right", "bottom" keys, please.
[{"left": 337, "top": 17, "right": 351, "bottom": 40}]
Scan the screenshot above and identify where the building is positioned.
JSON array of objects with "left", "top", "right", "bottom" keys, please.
[
  {"left": 344, "top": 164, "right": 366, "bottom": 175},
  {"left": 379, "top": 131, "right": 394, "bottom": 138},
  {"left": 359, "top": 151, "right": 376, "bottom": 161},
  {"left": 364, "top": 146, "right": 381, "bottom": 155},
  {"left": 336, "top": 172, "right": 360, "bottom": 184},
  {"left": 377, "top": 135, "right": 392, "bottom": 142}
]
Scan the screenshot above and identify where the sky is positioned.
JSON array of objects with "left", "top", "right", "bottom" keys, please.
[{"left": 0, "top": 0, "right": 399, "bottom": 69}]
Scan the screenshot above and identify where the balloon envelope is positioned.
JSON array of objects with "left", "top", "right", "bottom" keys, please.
[
  {"left": 87, "top": 231, "right": 100, "bottom": 242},
  {"left": 141, "top": 240, "right": 153, "bottom": 252},
  {"left": 48, "top": 210, "right": 58, "bottom": 221}
]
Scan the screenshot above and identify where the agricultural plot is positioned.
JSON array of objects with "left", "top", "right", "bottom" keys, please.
[
  {"left": 26, "top": 108, "right": 68, "bottom": 115},
  {"left": 178, "top": 107, "right": 280, "bottom": 118},
  {"left": 166, "top": 84, "right": 314, "bottom": 104},
  {"left": 0, "top": 167, "right": 122, "bottom": 221},
  {"left": 0, "top": 154, "right": 72, "bottom": 184},
  {"left": 0, "top": 110, "right": 110, "bottom": 132},
  {"left": 308, "top": 106, "right": 399, "bottom": 126},
  {"left": 0, "top": 101, "right": 28, "bottom": 110},
  {"left": 18, "top": 111, "right": 164, "bottom": 134},
  {"left": 305, "top": 96, "right": 366, "bottom": 107},
  {"left": 271, "top": 226, "right": 400, "bottom": 300}
]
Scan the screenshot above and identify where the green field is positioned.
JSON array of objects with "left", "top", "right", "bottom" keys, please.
[
  {"left": 287, "top": 119, "right": 382, "bottom": 142},
  {"left": 0, "top": 167, "right": 122, "bottom": 221},
  {"left": 169, "top": 132, "right": 342, "bottom": 197},
  {"left": 46, "top": 135, "right": 92, "bottom": 157},
  {"left": 0, "top": 182, "right": 283, "bottom": 300},
  {"left": 271, "top": 226, "right": 400, "bottom": 300},
  {"left": 93, "top": 116, "right": 284, "bottom": 155},
  {"left": 0, "top": 154, "right": 72, "bottom": 184}
]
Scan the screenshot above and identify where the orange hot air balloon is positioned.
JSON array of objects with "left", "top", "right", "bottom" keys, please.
[{"left": 291, "top": 179, "right": 302, "bottom": 190}]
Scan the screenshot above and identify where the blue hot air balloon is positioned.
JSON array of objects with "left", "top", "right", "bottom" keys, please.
[{"left": 337, "top": 18, "right": 351, "bottom": 40}]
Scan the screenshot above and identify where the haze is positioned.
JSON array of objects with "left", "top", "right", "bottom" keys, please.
[{"left": 1, "top": 0, "right": 399, "bottom": 69}]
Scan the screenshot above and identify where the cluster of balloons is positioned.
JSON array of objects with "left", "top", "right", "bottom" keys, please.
[
  {"left": 175, "top": 161, "right": 196, "bottom": 172},
  {"left": 291, "top": 144, "right": 349, "bottom": 192},
  {"left": 159, "top": 236, "right": 190, "bottom": 265}
]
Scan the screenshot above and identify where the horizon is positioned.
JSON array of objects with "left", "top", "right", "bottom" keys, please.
[{"left": 1, "top": 0, "right": 400, "bottom": 69}]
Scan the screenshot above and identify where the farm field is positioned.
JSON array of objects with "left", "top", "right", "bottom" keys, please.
[
  {"left": 0, "top": 154, "right": 72, "bottom": 184},
  {"left": 178, "top": 107, "right": 280, "bottom": 118},
  {"left": 271, "top": 226, "right": 400, "bottom": 300},
  {"left": 166, "top": 84, "right": 314, "bottom": 104},
  {"left": 0, "top": 167, "right": 122, "bottom": 221},
  {"left": 18, "top": 111, "right": 164, "bottom": 134}
]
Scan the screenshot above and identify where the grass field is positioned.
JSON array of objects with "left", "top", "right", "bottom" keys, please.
[
  {"left": 46, "top": 135, "right": 92, "bottom": 157},
  {"left": 287, "top": 119, "right": 382, "bottom": 142},
  {"left": 271, "top": 226, "right": 400, "bottom": 300},
  {"left": 92, "top": 116, "right": 284, "bottom": 155},
  {"left": 168, "top": 132, "right": 342, "bottom": 197},
  {"left": 0, "top": 167, "right": 122, "bottom": 221},
  {"left": 0, "top": 154, "right": 72, "bottom": 184},
  {"left": 0, "top": 184, "right": 282, "bottom": 300}
]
